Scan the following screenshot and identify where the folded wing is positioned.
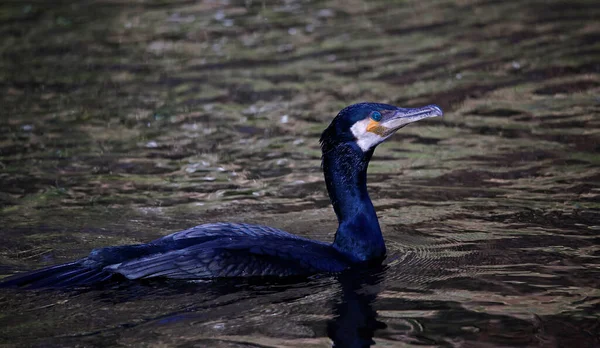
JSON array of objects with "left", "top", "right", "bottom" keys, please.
[{"left": 110, "top": 236, "right": 348, "bottom": 279}]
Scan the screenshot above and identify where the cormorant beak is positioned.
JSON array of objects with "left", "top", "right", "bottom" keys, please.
[{"left": 380, "top": 104, "right": 443, "bottom": 135}]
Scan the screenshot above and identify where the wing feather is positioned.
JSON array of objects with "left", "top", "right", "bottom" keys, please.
[
  {"left": 161, "top": 222, "right": 305, "bottom": 242},
  {"left": 111, "top": 236, "right": 348, "bottom": 280}
]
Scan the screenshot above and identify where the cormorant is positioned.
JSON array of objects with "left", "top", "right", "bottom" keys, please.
[{"left": 0, "top": 102, "right": 442, "bottom": 288}]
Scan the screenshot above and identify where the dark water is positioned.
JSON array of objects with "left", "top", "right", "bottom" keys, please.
[{"left": 1, "top": 0, "right": 599, "bottom": 346}]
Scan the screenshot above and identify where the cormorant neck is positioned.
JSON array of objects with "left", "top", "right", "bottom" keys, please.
[{"left": 321, "top": 141, "right": 386, "bottom": 263}]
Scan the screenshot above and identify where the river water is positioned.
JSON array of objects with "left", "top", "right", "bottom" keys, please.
[{"left": 0, "top": 0, "right": 599, "bottom": 347}]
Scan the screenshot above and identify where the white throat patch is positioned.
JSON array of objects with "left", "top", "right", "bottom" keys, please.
[{"left": 350, "top": 118, "right": 385, "bottom": 152}]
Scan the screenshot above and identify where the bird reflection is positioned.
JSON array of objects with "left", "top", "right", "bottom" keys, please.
[{"left": 328, "top": 266, "right": 387, "bottom": 348}]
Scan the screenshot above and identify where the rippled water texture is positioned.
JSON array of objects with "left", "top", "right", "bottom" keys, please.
[{"left": 1, "top": 0, "right": 599, "bottom": 347}]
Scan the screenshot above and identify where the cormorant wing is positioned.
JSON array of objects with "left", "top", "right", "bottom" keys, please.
[
  {"left": 164, "top": 222, "right": 303, "bottom": 241},
  {"left": 108, "top": 236, "right": 348, "bottom": 279}
]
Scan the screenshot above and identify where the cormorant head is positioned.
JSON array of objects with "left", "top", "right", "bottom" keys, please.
[{"left": 320, "top": 102, "right": 443, "bottom": 153}]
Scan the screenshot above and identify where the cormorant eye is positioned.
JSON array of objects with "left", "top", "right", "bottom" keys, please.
[{"left": 370, "top": 111, "right": 382, "bottom": 122}]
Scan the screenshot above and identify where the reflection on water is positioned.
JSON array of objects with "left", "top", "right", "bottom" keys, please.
[
  {"left": 328, "top": 268, "right": 386, "bottom": 348},
  {"left": 0, "top": 0, "right": 599, "bottom": 346}
]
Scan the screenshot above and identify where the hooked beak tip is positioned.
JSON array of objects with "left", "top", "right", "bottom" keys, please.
[{"left": 429, "top": 104, "right": 443, "bottom": 118}]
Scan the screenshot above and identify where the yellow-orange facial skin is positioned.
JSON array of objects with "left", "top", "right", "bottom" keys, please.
[
  {"left": 350, "top": 117, "right": 389, "bottom": 152},
  {"left": 365, "top": 119, "right": 389, "bottom": 137}
]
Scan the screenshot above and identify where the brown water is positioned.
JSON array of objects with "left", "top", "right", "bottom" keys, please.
[{"left": 0, "top": 0, "right": 599, "bottom": 347}]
